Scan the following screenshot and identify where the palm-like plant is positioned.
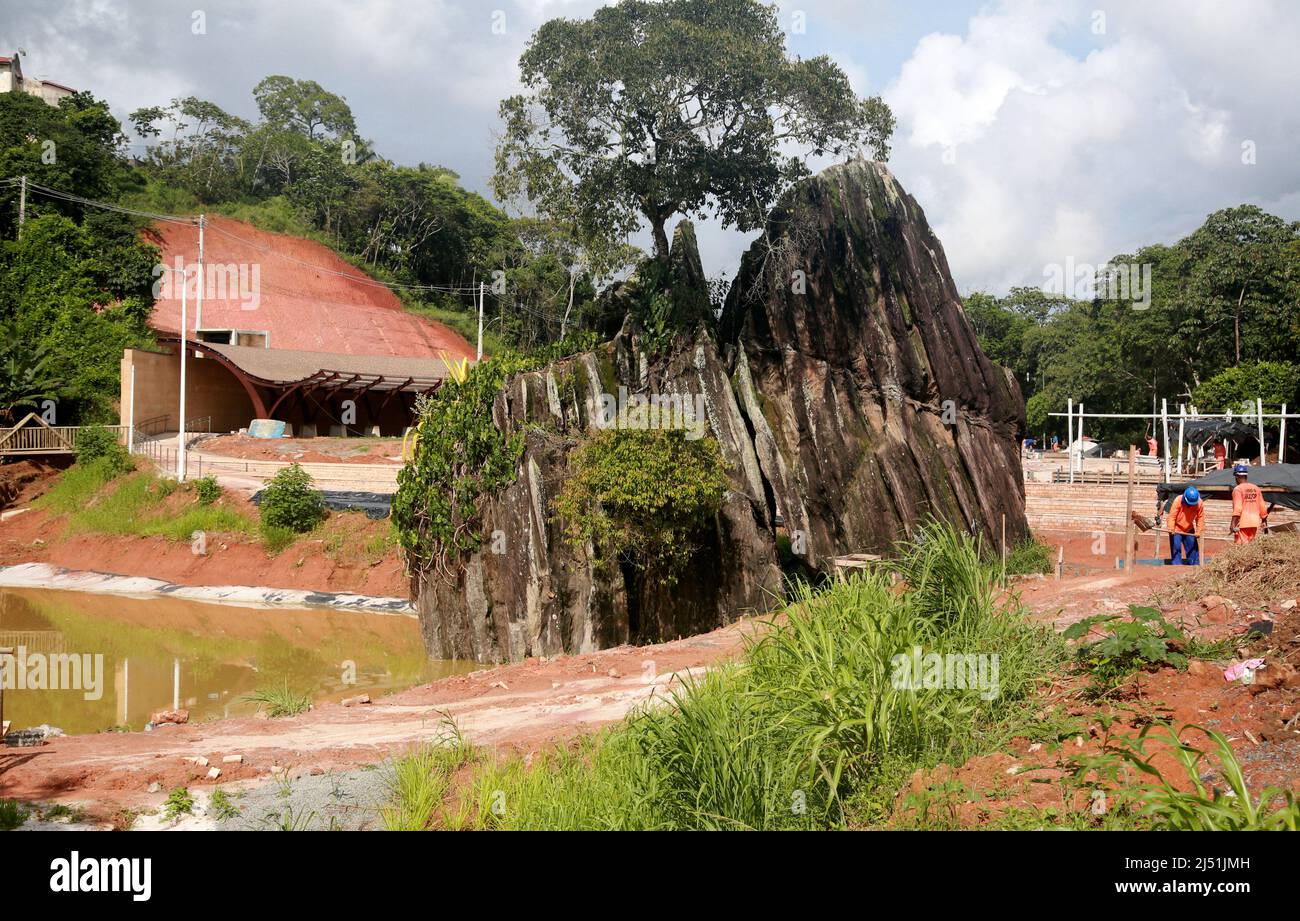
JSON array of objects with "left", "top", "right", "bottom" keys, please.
[{"left": 0, "top": 328, "right": 64, "bottom": 424}]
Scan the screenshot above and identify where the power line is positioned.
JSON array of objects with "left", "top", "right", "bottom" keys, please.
[{"left": 5, "top": 176, "right": 577, "bottom": 327}]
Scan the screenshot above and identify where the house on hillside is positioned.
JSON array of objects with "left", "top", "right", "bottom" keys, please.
[
  {"left": 0, "top": 53, "right": 77, "bottom": 105},
  {"left": 121, "top": 216, "right": 478, "bottom": 438}
]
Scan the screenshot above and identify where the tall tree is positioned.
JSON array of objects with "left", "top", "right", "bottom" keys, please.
[{"left": 495, "top": 0, "right": 894, "bottom": 264}]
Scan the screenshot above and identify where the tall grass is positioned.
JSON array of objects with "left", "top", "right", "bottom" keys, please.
[{"left": 383, "top": 521, "right": 1064, "bottom": 830}]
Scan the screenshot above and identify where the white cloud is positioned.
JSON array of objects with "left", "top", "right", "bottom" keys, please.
[{"left": 882, "top": 0, "right": 1300, "bottom": 295}]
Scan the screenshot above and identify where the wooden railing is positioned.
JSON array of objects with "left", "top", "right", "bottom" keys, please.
[{"left": 0, "top": 414, "right": 130, "bottom": 456}]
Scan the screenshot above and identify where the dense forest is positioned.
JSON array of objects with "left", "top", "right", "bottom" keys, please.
[
  {"left": 1, "top": 68, "right": 1296, "bottom": 434},
  {"left": 965, "top": 208, "right": 1300, "bottom": 444}
]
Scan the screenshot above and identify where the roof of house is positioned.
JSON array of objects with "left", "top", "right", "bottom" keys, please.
[
  {"left": 189, "top": 340, "right": 454, "bottom": 389},
  {"left": 147, "top": 216, "right": 477, "bottom": 361}
]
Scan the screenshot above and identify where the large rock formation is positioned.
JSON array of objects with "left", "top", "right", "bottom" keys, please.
[
  {"left": 720, "top": 159, "right": 1028, "bottom": 567},
  {"left": 416, "top": 160, "right": 1027, "bottom": 663}
]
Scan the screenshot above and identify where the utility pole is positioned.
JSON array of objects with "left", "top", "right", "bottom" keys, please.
[
  {"left": 17, "top": 175, "right": 26, "bottom": 238},
  {"left": 476, "top": 281, "right": 485, "bottom": 362},
  {"left": 196, "top": 214, "right": 205, "bottom": 336},
  {"left": 174, "top": 265, "right": 189, "bottom": 483}
]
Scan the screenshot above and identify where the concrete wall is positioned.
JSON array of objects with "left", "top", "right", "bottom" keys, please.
[{"left": 120, "top": 347, "right": 257, "bottom": 435}]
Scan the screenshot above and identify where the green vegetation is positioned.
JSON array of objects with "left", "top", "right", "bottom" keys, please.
[
  {"left": 392, "top": 352, "right": 538, "bottom": 576},
  {"left": 966, "top": 205, "right": 1300, "bottom": 444},
  {"left": 496, "top": 0, "right": 893, "bottom": 264},
  {"left": 73, "top": 424, "right": 133, "bottom": 475},
  {"left": 36, "top": 467, "right": 255, "bottom": 540},
  {"left": 0, "top": 90, "right": 158, "bottom": 423},
  {"left": 1192, "top": 359, "right": 1300, "bottom": 413},
  {"left": 208, "top": 789, "right": 240, "bottom": 822},
  {"left": 383, "top": 523, "right": 1065, "bottom": 829},
  {"left": 241, "top": 681, "right": 312, "bottom": 718},
  {"left": 1063, "top": 605, "right": 1234, "bottom": 694},
  {"left": 1084, "top": 723, "right": 1300, "bottom": 831},
  {"left": 257, "top": 463, "right": 326, "bottom": 535},
  {"left": 162, "top": 787, "right": 195, "bottom": 820},
  {"left": 192, "top": 475, "right": 222, "bottom": 505},
  {"left": 0, "top": 799, "right": 28, "bottom": 831},
  {"left": 1003, "top": 538, "right": 1054, "bottom": 576},
  {"left": 552, "top": 429, "right": 728, "bottom": 581},
  {"left": 380, "top": 720, "right": 476, "bottom": 831}
]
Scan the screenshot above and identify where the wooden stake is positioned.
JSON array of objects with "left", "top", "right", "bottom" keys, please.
[{"left": 1124, "top": 444, "right": 1137, "bottom": 573}]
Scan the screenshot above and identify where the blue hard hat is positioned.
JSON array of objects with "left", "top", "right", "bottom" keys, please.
[
  {"left": 1233, "top": 463, "right": 1250, "bottom": 475},
  {"left": 1183, "top": 487, "right": 1200, "bottom": 505}
]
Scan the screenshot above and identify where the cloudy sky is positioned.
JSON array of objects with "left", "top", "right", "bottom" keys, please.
[{"left": 5, "top": 0, "right": 1299, "bottom": 295}]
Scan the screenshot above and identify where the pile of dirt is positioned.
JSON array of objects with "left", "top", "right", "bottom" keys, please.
[
  {"left": 1172, "top": 533, "right": 1300, "bottom": 609},
  {"left": 199, "top": 434, "right": 404, "bottom": 465},
  {"left": 0, "top": 459, "right": 61, "bottom": 509}
]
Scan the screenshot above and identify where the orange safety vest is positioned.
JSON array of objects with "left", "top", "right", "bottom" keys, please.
[
  {"left": 1169, "top": 497, "right": 1204, "bottom": 536},
  {"left": 1232, "top": 482, "right": 1268, "bottom": 529}
]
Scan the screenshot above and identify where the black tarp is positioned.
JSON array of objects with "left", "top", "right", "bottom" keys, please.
[
  {"left": 251, "top": 489, "right": 392, "bottom": 519},
  {"left": 1156, "top": 463, "right": 1300, "bottom": 512}
]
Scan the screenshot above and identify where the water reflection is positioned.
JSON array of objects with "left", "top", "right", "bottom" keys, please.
[{"left": 0, "top": 589, "right": 473, "bottom": 735}]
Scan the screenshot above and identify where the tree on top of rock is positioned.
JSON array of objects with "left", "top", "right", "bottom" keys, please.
[{"left": 494, "top": 0, "right": 895, "bottom": 265}]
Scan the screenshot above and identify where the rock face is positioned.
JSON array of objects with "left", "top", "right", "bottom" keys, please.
[
  {"left": 720, "top": 159, "right": 1028, "bottom": 566},
  {"left": 416, "top": 160, "right": 1027, "bottom": 663}
]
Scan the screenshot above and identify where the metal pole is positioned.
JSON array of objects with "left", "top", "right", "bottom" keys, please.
[
  {"left": 196, "top": 214, "right": 205, "bottom": 336},
  {"left": 1161, "top": 398, "right": 1170, "bottom": 482},
  {"left": 178, "top": 268, "right": 188, "bottom": 482},
  {"left": 1123, "top": 444, "right": 1137, "bottom": 573},
  {"left": 1066, "top": 398, "right": 1074, "bottom": 483},
  {"left": 476, "top": 281, "right": 485, "bottom": 362},
  {"left": 1257, "top": 397, "right": 1265, "bottom": 465},
  {"left": 1071, "top": 405, "right": 1081, "bottom": 478},
  {"left": 1281, "top": 404, "right": 1288, "bottom": 465},
  {"left": 17, "top": 175, "right": 26, "bottom": 238}
]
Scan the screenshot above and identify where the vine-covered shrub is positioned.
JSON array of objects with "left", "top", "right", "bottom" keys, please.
[
  {"left": 552, "top": 428, "right": 727, "bottom": 580},
  {"left": 392, "top": 354, "right": 534, "bottom": 577},
  {"left": 258, "top": 463, "right": 326, "bottom": 533}
]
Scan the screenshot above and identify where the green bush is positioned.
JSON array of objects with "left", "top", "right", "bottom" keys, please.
[
  {"left": 552, "top": 428, "right": 728, "bottom": 580},
  {"left": 258, "top": 463, "right": 326, "bottom": 534},
  {"left": 192, "top": 476, "right": 222, "bottom": 505},
  {"left": 74, "top": 424, "right": 133, "bottom": 476}
]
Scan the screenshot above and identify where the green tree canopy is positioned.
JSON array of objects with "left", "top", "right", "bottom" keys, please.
[{"left": 495, "top": 0, "right": 895, "bottom": 263}]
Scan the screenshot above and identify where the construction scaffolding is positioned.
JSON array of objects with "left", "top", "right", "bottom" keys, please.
[{"left": 1048, "top": 399, "right": 1297, "bottom": 484}]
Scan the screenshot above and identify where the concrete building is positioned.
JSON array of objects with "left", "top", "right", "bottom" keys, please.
[
  {"left": 0, "top": 54, "right": 77, "bottom": 105},
  {"left": 122, "top": 216, "right": 477, "bottom": 438}
]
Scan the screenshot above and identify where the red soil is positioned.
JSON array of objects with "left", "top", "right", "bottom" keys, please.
[
  {"left": 198, "top": 434, "right": 404, "bottom": 466},
  {"left": 145, "top": 216, "right": 476, "bottom": 360},
  {"left": 0, "top": 471, "right": 407, "bottom": 599}
]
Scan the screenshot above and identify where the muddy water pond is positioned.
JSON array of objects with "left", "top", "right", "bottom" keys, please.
[{"left": 0, "top": 588, "right": 474, "bottom": 735}]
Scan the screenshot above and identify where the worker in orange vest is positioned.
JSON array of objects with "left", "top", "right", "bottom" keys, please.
[
  {"left": 1167, "top": 487, "right": 1204, "bottom": 565},
  {"left": 1213, "top": 441, "right": 1226, "bottom": 470},
  {"left": 1146, "top": 434, "right": 1158, "bottom": 457},
  {"left": 1230, "top": 464, "right": 1269, "bottom": 544}
]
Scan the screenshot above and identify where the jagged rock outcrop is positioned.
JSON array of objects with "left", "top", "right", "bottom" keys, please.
[
  {"left": 719, "top": 158, "right": 1028, "bottom": 566},
  {"left": 416, "top": 160, "right": 1027, "bottom": 663},
  {"left": 417, "top": 229, "right": 783, "bottom": 662}
]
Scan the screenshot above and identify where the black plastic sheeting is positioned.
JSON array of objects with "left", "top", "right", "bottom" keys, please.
[
  {"left": 1156, "top": 463, "right": 1300, "bottom": 512},
  {"left": 250, "top": 489, "right": 392, "bottom": 520}
]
